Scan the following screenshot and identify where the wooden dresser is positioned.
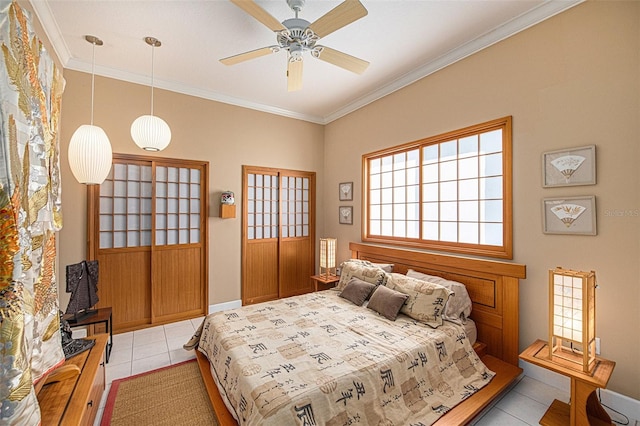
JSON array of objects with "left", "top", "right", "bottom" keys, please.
[{"left": 38, "top": 334, "right": 108, "bottom": 425}]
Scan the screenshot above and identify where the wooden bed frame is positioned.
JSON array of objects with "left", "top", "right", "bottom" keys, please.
[{"left": 196, "top": 242, "right": 526, "bottom": 425}]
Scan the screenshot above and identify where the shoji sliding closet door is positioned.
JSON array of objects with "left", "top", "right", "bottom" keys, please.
[
  {"left": 88, "top": 154, "right": 208, "bottom": 332},
  {"left": 243, "top": 168, "right": 280, "bottom": 304},
  {"left": 242, "top": 166, "right": 315, "bottom": 305},
  {"left": 278, "top": 170, "right": 315, "bottom": 298}
]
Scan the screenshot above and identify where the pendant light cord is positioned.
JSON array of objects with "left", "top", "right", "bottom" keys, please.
[
  {"left": 90, "top": 40, "right": 96, "bottom": 125},
  {"left": 150, "top": 43, "right": 155, "bottom": 117}
]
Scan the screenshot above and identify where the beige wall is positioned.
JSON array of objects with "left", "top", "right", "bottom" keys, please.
[
  {"left": 57, "top": 70, "right": 325, "bottom": 308},
  {"left": 324, "top": 1, "right": 639, "bottom": 399}
]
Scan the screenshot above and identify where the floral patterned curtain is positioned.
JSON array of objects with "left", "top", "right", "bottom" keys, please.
[{"left": 0, "top": 1, "right": 65, "bottom": 424}]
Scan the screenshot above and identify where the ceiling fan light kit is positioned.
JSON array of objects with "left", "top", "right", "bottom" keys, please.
[
  {"left": 222, "top": 0, "right": 369, "bottom": 91},
  {"left": 131, "top": 36, "right": 172, "bottom": 152}
]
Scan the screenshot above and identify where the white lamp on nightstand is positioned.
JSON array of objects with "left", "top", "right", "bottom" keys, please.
[
  {"left": 548, "top": 267, "right": 597, "bottom": 373},
  {"left": 319, "top": 238, "right": 337, "bottom": 279}
]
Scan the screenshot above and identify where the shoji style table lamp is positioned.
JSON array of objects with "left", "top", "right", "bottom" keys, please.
[
  {"left": 548, "top": 267, "right": 597, "bottom": 373},
  {"left": 319, "top": 238, "right": 337, "bottom": 279}
]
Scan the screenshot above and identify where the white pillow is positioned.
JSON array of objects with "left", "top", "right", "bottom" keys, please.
[
  {"left": 406, "top": 269, "right": 472, "bottom": 323},
  {"left": 336, "top": 260, "right": 389, "bottom": 291},
  {"left": 386, "top": 273, "right": 452, "bottom": 328},
  {"left": 372, "top": 263, "right": 394, "bottom": 273}
]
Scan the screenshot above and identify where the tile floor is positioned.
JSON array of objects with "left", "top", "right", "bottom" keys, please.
[{"left": 95, "top": 318, "right": 636, "bottom": 425}]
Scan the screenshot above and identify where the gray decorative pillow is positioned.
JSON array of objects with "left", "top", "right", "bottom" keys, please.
[
  {"left": 387, "top": 273, "right": 453, "bottom": 328},
  {"left": 406, "top": 269, "right": 472, "bottom": 322},
  {"left": 339, "top": 278, "right": 376, "bottom": 306},
  {"left": 367, "top": 284, "right": 409, "bottom": 321},
  {"left": 336, "top": 260, "right": 389, "bottom": 291}
]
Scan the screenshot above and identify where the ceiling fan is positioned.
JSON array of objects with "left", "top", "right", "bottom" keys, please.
[{"left": 221, "top": 0, "right": 369, "bottom": 91}]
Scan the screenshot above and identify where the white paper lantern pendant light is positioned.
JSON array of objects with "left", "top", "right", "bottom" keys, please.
[
  {"left": 68, "top": 35, "right": 113, "bottom": 185},
  {"left": 131, "top": 36, "right": 171, "bottom": 152}
]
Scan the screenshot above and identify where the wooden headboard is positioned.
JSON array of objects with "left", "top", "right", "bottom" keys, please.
[{"left": 350, "top": 242, "right": 526, "bottom": 366}]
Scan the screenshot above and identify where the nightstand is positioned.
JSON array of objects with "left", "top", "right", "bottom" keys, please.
[
  {"left": 519, "top": 339, "right": 615, "bottom": 426},
  {"left": 310, "top": 274, "right": 340, "bottom": 292},
  {"left": 64, "top": 307, "right": 113, "bottom": 363}
]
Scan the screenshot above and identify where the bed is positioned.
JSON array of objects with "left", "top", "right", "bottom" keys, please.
[{"left": 193, "top": 242, "right": 526, "bottom": 425}]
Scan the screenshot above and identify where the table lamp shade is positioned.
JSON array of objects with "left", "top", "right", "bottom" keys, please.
[
  {"left": 548, "top": 267, "right": 596, "bottom": 373},
  {"left": 319, "top": 238, "right": 337, "bottom": 278}
]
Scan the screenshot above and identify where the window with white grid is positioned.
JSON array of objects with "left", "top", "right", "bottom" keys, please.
[
  {"left": 99, "top": 163, "right": 153, "bottom": 249},
  {"left": 98, "top": 159, "right": 204, "bottom": 249},
  {"left": 246, "top": 173, "right": 279, "bottom": 240},
  {"left": 245, "top": 173, "right": 310, "bottom": 240},
  {"left": 364, "top": 117, "right": 513, "bottom": 259},
  {"left": 281, "top": 176, "right": 310, "bottom": 238}
]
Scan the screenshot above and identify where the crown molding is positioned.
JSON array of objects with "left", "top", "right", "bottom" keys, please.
[
  {"left": 324, "top": 0, "right": 584, "bottom": 123},
  {"left": 29, "top": 0, "right": 72, "bottom": 65},
  {"left": 32, "top": 0, "right": 584, "bottom": 126},
  {"left": 64, "top": 58, "right": 326, "bottom": 125}
]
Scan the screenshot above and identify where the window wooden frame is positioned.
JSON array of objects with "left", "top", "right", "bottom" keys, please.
[{"left": 362, "top": 116, "right": 513, "bottom": 259}]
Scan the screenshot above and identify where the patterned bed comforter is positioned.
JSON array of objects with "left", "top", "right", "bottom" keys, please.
[{"left": 193, "top": 290, "right": 494, "bottom": 426}]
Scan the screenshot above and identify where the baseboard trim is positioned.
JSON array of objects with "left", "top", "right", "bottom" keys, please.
[
  {"left": 208, "top": 300, "right": 242, "bottom": 314},
  {"left": 520, "top": 360, "right": 640, "bottom": 421}
]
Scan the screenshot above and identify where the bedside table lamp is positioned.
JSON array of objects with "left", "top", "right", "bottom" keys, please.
[
  {"left": 548, "top": 267, "right": 597, "bottom": 373},
  {"left": 319, "top": 238, "right": 337, "bottom": 279}
]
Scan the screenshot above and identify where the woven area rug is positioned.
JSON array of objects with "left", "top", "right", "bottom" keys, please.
[{"left": 101, "top": 360, "right": 219, "bottom": 426}]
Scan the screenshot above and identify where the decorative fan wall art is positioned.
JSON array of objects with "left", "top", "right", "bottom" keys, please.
[
  {"left": 339, "top": 182, "right": 353, "bottom": 201},
  {"left": 542, "top": 145, "right": 596, "bottom": 187},
  {"left": 550, "top": 155, "right": 585, "bottom": 182},
  {"left": 543, "top": 196, "right": 596, "bottom": 235},
  {"left": 339, "top": 206, "right": 353, "bottom": 224},
  {"left": 549, "top": 203, "right": 586, "bottom": 227}
]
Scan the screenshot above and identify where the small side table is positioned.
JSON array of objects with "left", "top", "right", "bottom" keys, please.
[
  {"left": 311, "top": 274, "right": 340, "bottom": 292},
  {"left": 64, "top": 307, "right": 113, "bottom": 363},
  {"left": 519, "top": 339, "right": 615, "bottom": 426}
]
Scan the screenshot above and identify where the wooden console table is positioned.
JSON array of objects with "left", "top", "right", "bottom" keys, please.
[
  {"left": 38, "top": 334, "right": 108, "bottom": 425},
  {"left": 519, "top": 339, "right": 615, "bottom": 426}
]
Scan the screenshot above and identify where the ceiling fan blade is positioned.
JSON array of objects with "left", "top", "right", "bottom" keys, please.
[
  {"left": 220, "top": 46, "right": 279, "bottom": 66},
  {"left": 307, "top": 0, "right": 368, "bottom": 38},
  {"left": 230, "top": 0, "right": 286, "bottom": 32},
  {"left": 315, "top": 46, "right": 369, "bottom": 74},
  {"left": 287, "top": 59, "right": 303, "bottom": 92}
]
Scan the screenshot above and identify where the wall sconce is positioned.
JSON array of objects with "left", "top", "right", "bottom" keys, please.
[
  {"left": 319, "top": 238, "right": 337, "bottom": 279},
  {"left": 68, "top": 35, "right": 113, "bottom": 185},
  {"left": 131, "top": 36, "right": 171, "bottom": 152},
  {"left": 548, "top": 267, "right": 597, "bottom": 373}
]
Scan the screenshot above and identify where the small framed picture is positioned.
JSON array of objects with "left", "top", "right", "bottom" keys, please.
[
  {"left": 339, "top": 206, "right": 353, "bottom": 225},
  {"left": 339, "top": 182, "right": 353, "bottom": 201},
  {"left": 542, "top": 196, "right": 596, "bottom": 235},
  {"left": 542, "top": 145, "right": 596, "bottom": 187}
]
